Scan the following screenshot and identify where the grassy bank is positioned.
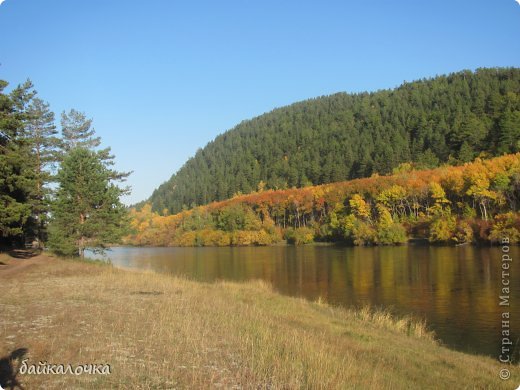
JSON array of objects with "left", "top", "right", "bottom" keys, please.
[{"left": 0, "top": 253, "right": 518, "bottom": 389}]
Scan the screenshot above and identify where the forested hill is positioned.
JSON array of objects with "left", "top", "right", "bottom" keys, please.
[{"left": 148, "top": 68, "right": 520, "bottom": 214}]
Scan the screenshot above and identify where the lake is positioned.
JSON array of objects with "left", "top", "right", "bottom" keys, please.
[{"left": 91, "top": 245, "right": 519, "bottom": 360}]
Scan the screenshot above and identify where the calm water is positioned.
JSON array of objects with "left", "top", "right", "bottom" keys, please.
[{"left": 91, "top": 245, "right": 520, "bottom": 360}]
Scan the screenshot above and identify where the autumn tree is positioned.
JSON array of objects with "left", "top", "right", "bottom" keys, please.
[
  {"left": 375, "top": 204, "right": 407, "bottom": 245},
  {"left": 464, "top": 160, "right": 497, "bottom": 221},
  {"left": 126, "top": 153, "right": 520, "bottom": 247}
]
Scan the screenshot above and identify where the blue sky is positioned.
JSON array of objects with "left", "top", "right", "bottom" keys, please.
[{"left": 1, "top": 0, "right": 519, "bottom": 205}]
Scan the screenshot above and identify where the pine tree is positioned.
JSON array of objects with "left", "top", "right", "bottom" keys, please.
[
  {"left": 24, "top": 98, "right": 61, "bottom": 244},
  {"left": 10, "top": 79, "right": 36, "bottom": 115},
  {"left": 0, "top": 80, "right": 34, "bottom": 243},
  {"left": 60, "top": 108, "right": 130, "bottom": 181},
  {"left": 497, "top": 109, "right": 520, "bottom": 154},
  {"left": 458, "top": 141, "right": 475, "bottom": 163},
  {"left": 48, "top": 147, "right": 129, "bottom": 257},
  {"left": 61, "top": 109, "right": 101, "bottom": 151}
]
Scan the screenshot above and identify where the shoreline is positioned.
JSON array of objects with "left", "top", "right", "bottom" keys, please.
[
  {"left": 119, "top": 238, "right": 508, "bottom": 248},
  {"left": 1, "top": 252, "right": 518, "bottom": 388}
]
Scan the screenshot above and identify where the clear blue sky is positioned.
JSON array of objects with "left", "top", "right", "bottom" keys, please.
[{"left": 1, "top": 0, "right": 519, "bottom": 205}]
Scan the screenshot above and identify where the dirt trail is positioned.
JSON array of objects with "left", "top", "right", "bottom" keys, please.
[{"left": 0, "top": 251, "right": 52, "bottom": 279}]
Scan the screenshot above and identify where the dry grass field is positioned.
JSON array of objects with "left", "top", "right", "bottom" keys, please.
[{"left": 0, "top": 251, "right": 518, "bottom": 389}]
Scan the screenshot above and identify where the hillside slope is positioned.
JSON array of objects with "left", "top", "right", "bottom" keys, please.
[
  {"left": 149, "top": 68, "right": 520, "bottom": 214},
  {"left": 128, "top": 154, "right": 520, "bottom": 248}
]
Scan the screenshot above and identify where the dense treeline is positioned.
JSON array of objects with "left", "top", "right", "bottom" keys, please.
[
  {"left": 127, "top": 153, "right": 520, "bottom": 247},
  {"left": 148, "top": 68, "right": 520, "bottom": 214},
  {"left": 0, "top": 78, "right": 128, "bottom": 255},
  {"left": 0, "top": 79, "right": 55, "bottom": 246}
]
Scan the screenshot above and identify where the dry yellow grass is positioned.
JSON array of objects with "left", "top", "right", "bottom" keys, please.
[{"left": 0, "top": 252, "right": 518, "bottom": 389}]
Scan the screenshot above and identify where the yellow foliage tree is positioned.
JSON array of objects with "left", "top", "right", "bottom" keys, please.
[{"left": 349, "top": 194, "right": 371, "bottom": 220}]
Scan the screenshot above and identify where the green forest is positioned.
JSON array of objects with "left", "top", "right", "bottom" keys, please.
[{"left": 148, "top": 68, "right": 520, "bottom": 214}]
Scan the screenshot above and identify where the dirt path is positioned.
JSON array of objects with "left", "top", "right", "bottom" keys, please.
[{"left": 0, "top": 251, "right": 52, "bottom": 279}]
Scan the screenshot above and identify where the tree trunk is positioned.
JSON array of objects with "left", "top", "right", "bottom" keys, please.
[{"left": 79, "top": 212, "right": 86, "bottom": 257}]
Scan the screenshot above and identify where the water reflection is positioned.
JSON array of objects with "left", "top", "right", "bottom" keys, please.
[{"left": 91, "top": 245, "right": 519, "bottom": 360}]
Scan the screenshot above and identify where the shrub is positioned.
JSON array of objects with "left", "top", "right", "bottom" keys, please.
[
  {"left": 489, "top": 213, "right": 520, "bottom": 244},
  {"left": 453, "top": 220, "right": 474, "bottom": 244},
  {"left": 376, "top": 223, "right": 408, "bottom": 245},
  {"left": 285, "top": 227, "right": 315, "bottom": 245},
  {"left": 473, "top": 219, "right": 493, "bottom": 242},
  {"left": 351, "top": 220, "right": 377, "bottom": 246},
  {"left": 429, "top": 214, "right": 456, "bottom": 243},
  {"left": 197, "top": 229, "right": 231, "bottom": 246},
  {"left": 216, "top": 204, "right": 262, "bottom": 232},
  {"left": 173, "top": 231, "right": 198, "bottom": 246},
  {"left": 230, "top": 230, "right": 278, "bottom": 246},
  {"left": 254, "top": 230, "right": 275, "bottom": 246},
  {"left": 341, "top": 214, "right": 357, "bottom": 241}
]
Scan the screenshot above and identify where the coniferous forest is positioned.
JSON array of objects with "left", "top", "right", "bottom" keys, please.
[
  {"left": 148, "top": 68, "right": 520, "bottom": 214},
  {"left": 0, "top": 79, "right": 128, "bottom": 255}
]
